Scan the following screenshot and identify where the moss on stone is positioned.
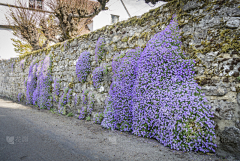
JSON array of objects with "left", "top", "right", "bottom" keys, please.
[{"left": 121, "top": 36, "right": 129, "bottom": 42}]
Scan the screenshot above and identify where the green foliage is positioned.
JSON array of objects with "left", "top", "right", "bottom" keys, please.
[
  {"left": 11, "top": 38, "right": 32, "bottom": 55},
  {"left": 86, "top": 116, "right": 91, "bottom": 121},
  {"left": 67, "top": 112, "right": 74, "bottom": 117},
  {"left": 237, "top": 76, "right": 240, "bottom": 81},
  {"left": 50, "top": 109, "right": 57, "bottom": 114}
]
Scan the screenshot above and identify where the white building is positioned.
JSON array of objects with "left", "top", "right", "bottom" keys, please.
[
  {"left": 91, "top": 0, "right": 166, "bottom": 31},
  {"left": 0, "top": 0, "right": 48, "bottom": 59},
  {"left": 0, "top": 0, "right": 165, "bottom": 59}
]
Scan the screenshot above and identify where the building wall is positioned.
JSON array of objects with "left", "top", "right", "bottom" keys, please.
[
  {"left": 92, "top": 0, "right": 166, "bottom": 31},
  {"left": 0, "top": 0, "right": 52, "bottom": 59},
  {"left": 0, "top": 0, "right": 240, "bottom": 159}
]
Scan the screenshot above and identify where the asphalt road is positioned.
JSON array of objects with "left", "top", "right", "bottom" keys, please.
[{"left": 0, "top": 97, "right": 237, "bottom": 161}]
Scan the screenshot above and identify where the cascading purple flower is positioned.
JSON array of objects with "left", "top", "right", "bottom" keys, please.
[
  {"left": 92, "top": 67, "right": 105, "bottom": 89},
  {"left": 101, "top": 15, "right": 216, "bottom": 153},
  {"left": 58, "top": 87, "right": 69, "bottom": 115},
  {"left": 67, "top": 89, "right": 73, "bottom": 105},
  {"left": 93, "top": 112, "right": 104, "bottom": 124},
  {"left": 26, "top": 58, "right": 37, "bottom": 105},
  {"left": 11, "top": 62, "right": 14, "bottom": 72},
  {"left": 38, "top": 55, "right": 53, "bottom": 110},
  {"left": 53, "top": 79, "right": 60, "bottom": 103},
  {"left": 78, "top": 92, "right": 94, "bottom": 120},
  {"left": 76, "top": 51, "right": 91, "bottom": 83},
  {"left": 101, "top": 47, "right": 142, "bottom": 132},
  {"left": 18, "top": 93, "right": 23, "bottom": 102},
  {"left": 20, "top": 59, "right": 25, "bottom": 71},
  {"left": 32, "top": 60, "right": 42, "bottom": 106},
  {"left": 131, "top": 16, "right": 216, "bottom": 153},
  {"left": 82, "top": 90, "right": 88, "bottom": 105},
  {"left": 95, "top": 37, "right": 105, "bottom": 63},
  {"left": 74, "top": 94, "right": 80, "bottom": 107}
]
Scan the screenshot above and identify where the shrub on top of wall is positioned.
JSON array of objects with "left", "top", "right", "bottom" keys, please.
[
  {"left": 101, "top": 16, "right": 216, "bottom": 153},
  {"left": 76, "top": 51, "right": 91, "bottom": 83},
  {"left": 101, "top": 47, "right": 142, "bottom": 131},
  {"left": 95, "top": 37, "right": 105, "bottom": 63}
]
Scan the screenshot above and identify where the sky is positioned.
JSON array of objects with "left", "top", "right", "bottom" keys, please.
[{"left": 0, "top": 0, "right": 166, "bottom": 60}]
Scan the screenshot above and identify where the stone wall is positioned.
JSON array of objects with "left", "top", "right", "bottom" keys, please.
[{"left": 0, "top": 0, "right": 240, "bottom": 159}]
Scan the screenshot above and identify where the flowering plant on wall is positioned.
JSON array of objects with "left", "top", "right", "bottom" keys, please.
[
  {"left": 26, "top": 55, "right": 53, "bottom": 109},
  {"left": 78, "top": 93, "right": 94, "bottom": 120},
  {"left": 95, "top": 37, "right": 105, "bottom": 63},
  {"left": 92, "top": 66, "right": 105, "bottom": 89},
  {"left": 101, "top": 16, "right": 216, "bottom": 153},
  {"left": 82, "top": 90, "right": 89, "bottom": 105},
  {"left": 11, "top": 62, "right": 14, "bottom": 72},
  {"left": 58, "top": 87, "right": 69, "bottom": 115},
  {"left": 76, "top": 51, "right": 91, "bottom": 83},
  {"left": 74, "top": 94, "right": 80, "bottom": 107},
  {"left": 93, "top": 112, "right": 104, "bottom": 124},
  {"left": 18, "top": 93, "right": 24, "bottom": 102},
  {"left": 66, "top": 88, "right": 73, "bottom": 106},
  {"left": 20, "top": 59, "right": 25, "bottom": 71},
  {"left": 33, "top": 60, "right": 42, "bottom": 106},
  {"left": 38, "top": 55, "right": 53, "bottom": 109},
  {"left": 101, "top": 47, "right": 142, "bottom": 131},
  {"left": 53, "top": 79, "right": 60, "bottom": 103},
  {"left": 26, "top": 58, "right": 37, "bottom": 105}
]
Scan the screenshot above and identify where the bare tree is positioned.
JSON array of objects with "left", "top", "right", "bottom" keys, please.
[
  {"left": 45, "top": 0, "right": 109, "bottom": 41},
  {"left": 39, "top": 14, "right": 61, "bottom": 46},
  {"left": 6, "top": 0, "right": 109, "bottom": 52},
  {"left": 6, "top": 0, "right": 43, "bottom": 51}
]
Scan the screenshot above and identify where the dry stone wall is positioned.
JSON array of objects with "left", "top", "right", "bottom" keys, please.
[{"left": 0, "top": 0, "right": 240, "bottom": 159}]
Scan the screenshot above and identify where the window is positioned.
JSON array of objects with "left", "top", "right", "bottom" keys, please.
[
  {"left": 36, "top": 0, "right": 43, "bottom": 9},
  {"left": 29, "top": 0, "right": 35, "bottom": 9},
  {"left": 111, "top": 14, "right": 119, "bottom": 24},
  {"left": 29, "top": 0, "right": 43, "bottom": 10}
]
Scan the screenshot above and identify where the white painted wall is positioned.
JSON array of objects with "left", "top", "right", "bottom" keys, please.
[
  {"left": 0, "top": 0, "right": 18, "bottom": 59},
  {"left": 0, "top": 0, "right": 51, "bottom": 59},
  {"left": 92, "top": 0, "right": 166, "bottom": 31}
]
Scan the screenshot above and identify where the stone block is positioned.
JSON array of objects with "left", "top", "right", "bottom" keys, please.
[
  {"left": 217, "top": 127, "right": 240, "bottom": 160},
  {"left": 226, "top": 17, "right": 240, "bottom": 28}
]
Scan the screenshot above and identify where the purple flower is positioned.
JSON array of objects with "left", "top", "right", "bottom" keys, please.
[
  {"left": 18, "top": 93, "right": 23, "bottom": 102},
  {"left": 95, "top": 37, "right": 105, "bottom": 63},
  {"left": 20, "top": 59, "right": 25, "bottom": 71},
  {"left": 92, "top": 67, "right": 105, "bottom": 89},
  {"left": 101, "top": 15, "right": 216, "bottom": 153},
  {"left": 76, "top": 51, "right": 91, "bottom": 83},
  {"left": 58, "top": 87, "right": 69, "bottom": 115},
  {"left": 53, "top": 79, "right": 60, "bottom": 103}
]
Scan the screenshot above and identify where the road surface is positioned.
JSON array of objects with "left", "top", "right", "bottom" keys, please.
[{"left": 0, "top": 97, "right": 237, "bottom": 161}]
